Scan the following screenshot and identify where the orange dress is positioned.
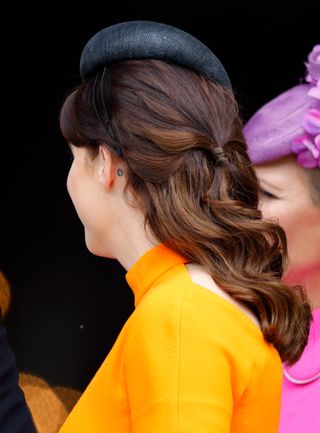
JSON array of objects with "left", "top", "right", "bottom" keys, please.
[{"left": 59, "top": 243, "right": 282, "bottom": 433}]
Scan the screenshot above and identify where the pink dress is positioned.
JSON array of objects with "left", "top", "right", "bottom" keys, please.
[{"left": 279, "top": 307, "right": 320, "bottom": 433}]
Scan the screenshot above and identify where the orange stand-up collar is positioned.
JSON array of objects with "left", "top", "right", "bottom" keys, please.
[{"left": 125, "top": 243, "right": 189, "bottom": 306}]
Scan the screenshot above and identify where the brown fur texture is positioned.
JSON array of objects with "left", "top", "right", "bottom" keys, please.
[
  {"left": 0, "top": 271, "right": 10, "bottom": 319},
  {"left": 19, "top": 373, "right": 81, "bottom": 433}
]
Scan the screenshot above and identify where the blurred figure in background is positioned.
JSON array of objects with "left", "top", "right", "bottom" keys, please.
[
  {"left": 0, "top": 273, "right": 37, "bottom": 433},
  {"left": 244, "top": 44, "right": 320, "bottom": 433},
  {"left": 0, "top": 271, "right": 81, "bottom": 433}
]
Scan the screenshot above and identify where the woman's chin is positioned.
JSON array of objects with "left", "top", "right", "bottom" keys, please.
[{"left": 84, "top": 236, "right": 114, "bottom": 259}]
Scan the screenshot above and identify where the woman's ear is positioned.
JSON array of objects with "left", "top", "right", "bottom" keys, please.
[{"left": 98, "top": 146, "right": 116, "bottom": 190}]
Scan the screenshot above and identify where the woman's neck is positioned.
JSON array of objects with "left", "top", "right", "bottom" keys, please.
[
  {"left": 106, "top": 199, "right": 160, "bottom": 271},
  {"left": 284, "top": 264, "right": 320, "bottom": 310}
]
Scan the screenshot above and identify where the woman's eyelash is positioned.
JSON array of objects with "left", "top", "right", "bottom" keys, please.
[{"left": 260, "top": 188, "right": 278, "bottom": 199}]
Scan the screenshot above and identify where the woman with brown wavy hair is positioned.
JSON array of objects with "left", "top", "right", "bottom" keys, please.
[{"left": 58, "top": 21, "right": 311, "bottom": 433}]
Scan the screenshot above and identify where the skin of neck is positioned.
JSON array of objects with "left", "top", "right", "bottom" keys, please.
[
  {"left": 284, "top": 264, "right": 320, "bottom": 310},
  {"left": 99, "top": 184, "right": 160, "bottom": 271}
]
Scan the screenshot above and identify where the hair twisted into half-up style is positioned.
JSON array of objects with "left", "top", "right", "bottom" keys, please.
[{"left": 60, "top": 59, "right": 311, "bottom": 365}]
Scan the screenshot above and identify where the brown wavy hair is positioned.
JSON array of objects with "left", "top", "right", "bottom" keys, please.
[{"left": 60, "top": 59, "right": 311, "bottom": 365}]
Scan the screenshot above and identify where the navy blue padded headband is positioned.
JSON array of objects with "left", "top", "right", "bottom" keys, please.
[{"left": 80, "top": 20, "right": 232, "bottom": 88}]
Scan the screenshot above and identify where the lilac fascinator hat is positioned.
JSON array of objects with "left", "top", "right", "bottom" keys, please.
[{"left": 243, "top": 45, "right": 320, "bottom": 168}]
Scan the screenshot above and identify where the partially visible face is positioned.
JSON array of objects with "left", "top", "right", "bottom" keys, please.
[
  {"left": 66, "top": 145, "right": 113, "bottom": 256},
  {"left": 254, "top": 155, "right": 320, "bottom": 284}
]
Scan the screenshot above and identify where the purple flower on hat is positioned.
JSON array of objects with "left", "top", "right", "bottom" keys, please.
[
  {"left": 308, "top": 79, "right": 320, "bottom": 100},
  {"left": 292, "top": 106, "right": 320, "bottom": 167},
  {"left": 291, "top": 132, "right": 320, "bottom": 168},
  {"left": 291, "top": 46, "right": 320, "bottom": 169},
  {"left": 306, "top": 44, "right": 320, "bottom": 84},
  {"left": 302, "top": 108, "right": 320, "bottom": 135}
]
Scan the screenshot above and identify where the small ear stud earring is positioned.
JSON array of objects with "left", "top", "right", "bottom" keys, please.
[{"left": 117, "top": 168, "right": 124, "bottom": 176}]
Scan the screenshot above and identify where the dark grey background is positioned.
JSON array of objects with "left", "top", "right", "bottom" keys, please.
[{"left": 1, "top": 6, "right": 319, "bottom": 391}]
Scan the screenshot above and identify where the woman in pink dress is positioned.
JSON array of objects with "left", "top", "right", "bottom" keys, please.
[{"left": 244, "top": 45, "right": 320, "bottom": 433}]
